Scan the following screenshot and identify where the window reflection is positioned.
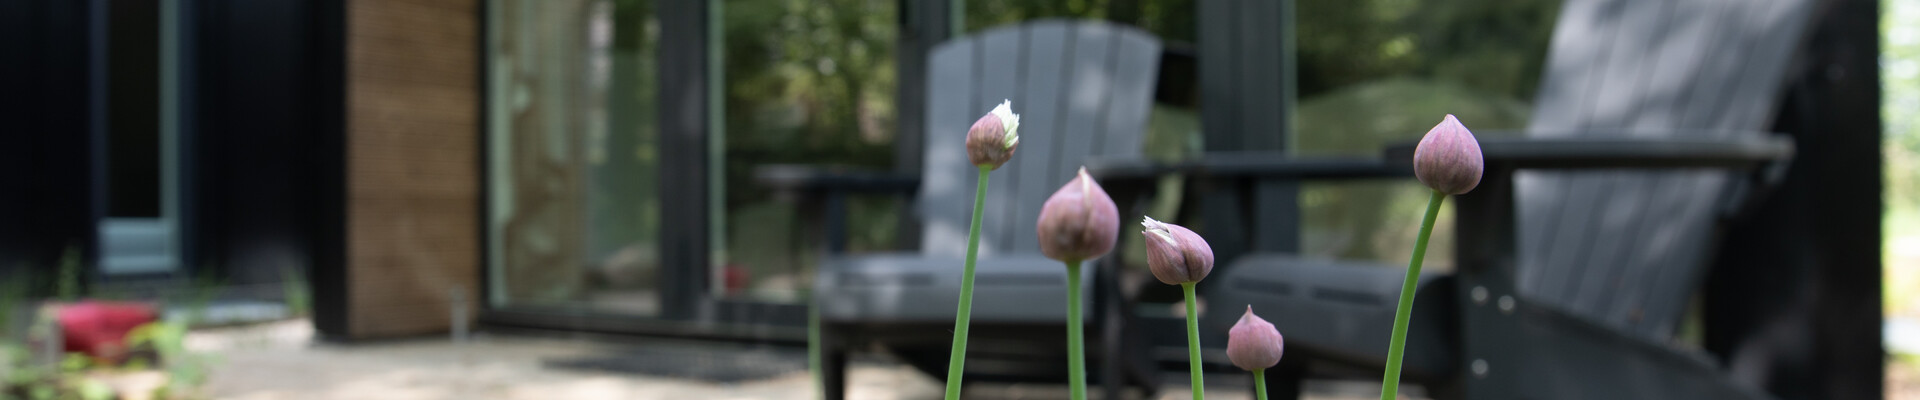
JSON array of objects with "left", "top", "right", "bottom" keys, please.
[
  {"left": 715, "top": 0, "right": 901, "bottom": 303},
  {"left": 1294, "top": 0, "right": 1560, "bottom": 269},
  {"left": 488, "top": 0, "right": 662, "bottom": 314}
]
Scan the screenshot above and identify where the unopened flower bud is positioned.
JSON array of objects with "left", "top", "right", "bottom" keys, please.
[
  {"left": 1227, "top": 306, "right": 1284, "bottom": 371},
  {"left": 1141, "top": 216, "right": 1213, "bottom": 285},
  {"left": 967, "top": 100, "right": 1022, "bottom": 169},
  {"left": 1037, "top": 167, "right": 1119, "bottom": 263},
  {"left": 1412, "top": 114, "right": 1484, "bottom": 195}
]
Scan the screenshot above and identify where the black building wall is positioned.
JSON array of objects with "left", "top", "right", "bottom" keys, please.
[
  {"left": 0, "top": 0, "right": 344, "bottom": 300},
  {"left": 185, "top": 0, "right": 341, "bottom": 293},
  {"left": 0, "top": 0, "right": 105, "bottom": 292}
]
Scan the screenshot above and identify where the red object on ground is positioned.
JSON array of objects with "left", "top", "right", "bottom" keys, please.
[
  {"left": 724, "top": 263, "right": 751, "bottom": 295},
  {"left": 56, "top": 301, "right": 159, "bottom": 361}
]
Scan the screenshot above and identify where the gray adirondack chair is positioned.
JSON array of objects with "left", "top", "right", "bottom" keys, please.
[
  {"left": 762, "top": 20, "right": 1163, "bottom": 399},
  {"left": 1192, "top": 0, "right": 1812, "bottom": 398}
]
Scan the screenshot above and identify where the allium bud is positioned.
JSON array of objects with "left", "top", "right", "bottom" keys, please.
[
  {"left": 1412, "top": 114, "right": 1484, "bottom": 195},
  {"left": 966, "top": 100, "right": 1022, "bottom": 169},
  {"left": 1036, "top": 167, "right": 1119, "bottom": 263},
  {"left": 1227, "top": 306, "right": 1284, "bottom": 371},
  {"left": 1140, "top": 216, "right": 1213, "bottom": 285}
]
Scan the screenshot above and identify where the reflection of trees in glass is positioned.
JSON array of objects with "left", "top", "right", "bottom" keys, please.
[
  {"left": 493, "top": 0, "right": 596, "bottom": 303},
  {"left": 1292, "top": 0, "right": 1559, "bottom": 266},
  {"left": 720, "top": 0, "right": 900, "bottom": 301},
  {"left": 1297, "top": 0, "right": 1560, "bottom": 102},
  {"left": 491, "top": 0, "right": 663, "bottom": 308},
  {"left": 964, "top": 0, "right": 1197, "bottom": 43},
  {"left": 722, "top": 0, "right": 898, "bottom": 206},
  {"left": 587, "top": 0, "right": 662, "bottom": 294}
]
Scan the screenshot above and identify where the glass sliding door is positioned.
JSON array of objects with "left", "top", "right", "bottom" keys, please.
[
  {"left": 713, "top": 0, "right": 901, "bottom": 304},
  {"left": 486, "top": 0, "right": 663, "bottom": 316}
]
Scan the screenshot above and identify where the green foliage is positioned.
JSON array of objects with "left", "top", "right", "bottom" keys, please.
[
  {"left": 0, "top": 320, "right": 217, "bottom": 400},
  {"left": 720, "top": 0, "right": 899, "bottom": 210},
  {"left": 0, "top": 278, "right": 27, "bottom": 339},
  {"left": 964, "top": 0, "right": 1198, "bottom": 43},
  {"left": 281, "top": 266, "right": 311, "bottom": 317},
  {"left": 168, "top": 270, "right": 224, "bottom": 327},
  {"left": 1885, "top": 0, "right": 1920, "bottom": 318},
  {"left": 1884, "top": 0, "right": 1920, "bottom": 215},
  {"left": 1285, "top": 0, "right": 1555, "bottom": 264},
  {"left": 0, "top": 346, "right": 114, "bottom": 400},
  {"left": 55, "top": 248, "right": 80, "bottom": 302},
  {"left": 1296, "top": 0, "right": 1559, "bottom": 101},
  {"left": 127, "top": 322, "right": 212, "bottom": 399},
  {"left": 713, "top": 0, "right": 905, "bottom": 299}
]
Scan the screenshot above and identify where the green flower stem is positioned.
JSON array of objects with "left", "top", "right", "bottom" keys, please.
[
  {"left": 943, "top": 166, "right": 993, "bottom": 400},
  {"left": 1380, "top": 189, "right": 1446, "bottom": 400},
  {"left": 1253, "top": 369, "right": 1268, "bottom": 400},
  {"left": 1066, "top": 260, "right": 1087, "bottom": 400},
  {"left": 1183, "top": 282, "right": 1204, "bottom": 400}
]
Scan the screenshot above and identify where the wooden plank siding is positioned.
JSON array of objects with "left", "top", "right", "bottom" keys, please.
[{"left": 343, "top": 0, "right": 481, "bottom": 338}]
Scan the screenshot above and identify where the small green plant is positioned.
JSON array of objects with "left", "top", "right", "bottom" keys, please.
[
  {"left": 1, "top": 346, "right": 118, "bottom": 400},
  {"left": 281, "top": 266, "right": 311, "bottom": 317},
  {"left": 0, "top": 276, "right": 28, "bottom": 339},
  {"left": 127, "top": 321, "right": 213, "bottom": 400},
  {"left": 171, "top": 270, "right": 225, "bottom": 327},
  {"left": 55, "top": 247, "right": 81, "bottom": 302}
]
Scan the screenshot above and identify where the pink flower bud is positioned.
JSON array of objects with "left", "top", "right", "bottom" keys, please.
[
  {"left": 1412, "top": 114, "right": 1484, "bottom": 195},
  {"left": 1226, "top": 306, "right": 1284, "bottom": 371},
  {"left": 1036, "top": 167, "right": 1119, "bottom": 263},
  {"left": 1140, "top": 216, "right": 1213, "bottom": 285},
  {"left": 966, "top": 100, "right": 1021, "bottom": 169}
]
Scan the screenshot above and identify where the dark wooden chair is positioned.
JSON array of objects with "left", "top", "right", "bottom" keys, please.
[
  {"left": 759, "top": 20, "right": 1164, "bottom": 399},
  {"left": 1109, "top": 0, "right": 1814, "bottom": 398}
]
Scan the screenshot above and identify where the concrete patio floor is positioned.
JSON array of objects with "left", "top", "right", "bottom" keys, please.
[{"left": 188, "top": 319, "right": 1402, "bottom": 400}]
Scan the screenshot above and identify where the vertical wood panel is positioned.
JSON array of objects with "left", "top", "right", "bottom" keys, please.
[
  {"left": 1004, "top": 22, "right": 1071, "bottom": 254},
  {"left": 915, "top": 40, "right": 978, "bottom": 257},
  {"left": 344, "top": 0, "right": 480, "bottom": 338},
  {"left": 975, "top": 27, "right": 1024, "bottom": 252}
]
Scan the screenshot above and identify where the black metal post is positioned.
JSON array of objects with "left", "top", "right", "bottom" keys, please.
[
  {"left": 657, "top": 0, "right": 715, "bottom": 321},
  {"left": 1451, "top": 164, "right": 1523, "bottom": 400}
]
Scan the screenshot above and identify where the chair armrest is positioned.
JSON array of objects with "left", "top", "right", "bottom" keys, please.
[
  {"left": 1383, "top": 134, "right": 1794, "bottom": 170},
  {"left": 753, "top": 165, "right": 918, "bottom": 255},
  {"left": 1082, "top": 154, "right": 1412, "bottom": 183},
  {"left": 753, "top": 164, "right": 920, "bottom": 194}
]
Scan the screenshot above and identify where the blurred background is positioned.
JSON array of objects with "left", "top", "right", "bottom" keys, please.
[{"left": 0, "top": 0, "right": 1904, "bottom": 398}]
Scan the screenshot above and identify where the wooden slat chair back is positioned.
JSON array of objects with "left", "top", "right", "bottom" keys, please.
[
  {"left": 917, "top": 20, "right": 1162, "bottom": 257},
  {"left": 1514, "top": 0, "right": 1815, "bottom": 340}
]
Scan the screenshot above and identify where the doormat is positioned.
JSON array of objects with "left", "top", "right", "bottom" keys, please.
[{"left": 543, "top": 345, "right": 807, "bottom": 383}]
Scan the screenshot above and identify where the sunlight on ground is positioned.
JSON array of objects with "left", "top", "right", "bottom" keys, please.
[
  {"left": 188, "top": 320, "right": 1393, "bottom": 400},
  {"left": 1888, "top": 0, "right": 1920, "bottom": 397},
  {"left": 1891, "top": 209, "right": 1920, "bottom": 399}
]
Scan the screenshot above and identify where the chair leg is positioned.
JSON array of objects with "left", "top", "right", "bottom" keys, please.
[
  {"left": 1102, "top": 327, "right": 1125, "bottom": 398},
  {"left": 823, "top": 345, "right": 848, "bottom": 400},
  {"left": 1257, "top": 364, "right": 1303, "bottom": 400},
  {"left": 1102, "top": 290, "right": 1126, "bottom": 399}
]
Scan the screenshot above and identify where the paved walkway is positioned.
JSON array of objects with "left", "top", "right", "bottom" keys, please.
[{"left": 190, "top": 319, "right": 1392, "bottom": 400}]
